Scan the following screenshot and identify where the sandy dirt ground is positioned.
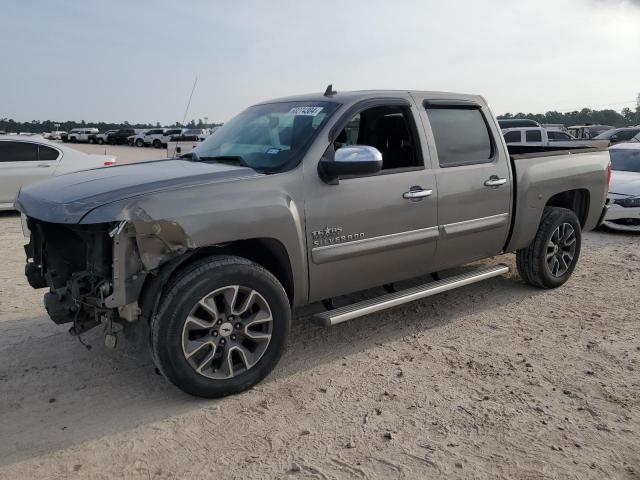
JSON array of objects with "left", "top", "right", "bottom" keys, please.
[{"left": 0, "top": 212, "right": 638, "bottom": 478}]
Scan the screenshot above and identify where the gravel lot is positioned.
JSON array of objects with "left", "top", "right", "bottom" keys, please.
[{"left": 0, "top": 148, "right": 638, "bottom": 479}]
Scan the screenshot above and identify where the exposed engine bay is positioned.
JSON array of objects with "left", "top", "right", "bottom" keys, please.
[{"left": 24, "top": 217, "right": 193, "bottom": 340}]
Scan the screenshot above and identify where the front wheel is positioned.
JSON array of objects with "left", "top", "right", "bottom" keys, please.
[
  {"left": 135, "top": 138, "right": 144, "bottom": 147},
  {"left": 97, "top": 138, "right": 104, "bottom": 145},
  {"left": 150, "top": 256, "right": 291, "bottom": 398},
  {"left": 516, "top": 207, "right": 582, "bottom": 289}
]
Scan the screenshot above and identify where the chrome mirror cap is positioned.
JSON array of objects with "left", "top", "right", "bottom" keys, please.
[{"left": 319, "top": 145, "right": 383, "bottom": 184}]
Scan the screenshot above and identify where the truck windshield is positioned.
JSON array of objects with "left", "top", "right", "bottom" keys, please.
[
  {"left": 192, "top": 101, "right": 340, "bottom": 173},
  {"left": 610, "top": 149, "right": 640, "bottom": 172}
]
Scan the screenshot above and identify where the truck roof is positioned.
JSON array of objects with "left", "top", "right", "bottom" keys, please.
[{"left": 255, "top": 89, "right": 485, "bottom": 106}]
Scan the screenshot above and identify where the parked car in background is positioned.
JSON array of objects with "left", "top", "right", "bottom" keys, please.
[
  {"left": 0, "top": 136, "right": 116, "bottom": 211},
  {"left": 158, "top": 128, "right": 184, "bottom": 147},
  {"left": 43, "top": 131, "right": 67, "bottom": 140},
  {"left": 61, "top": 128, "right": 99, "bottom": 143},
  {"left": 170, "top": 128, "right": 209, "bottom": 142},
  {"left": 94, "top": 130, "right": 117, "bottom": 145},
  {"left": 15, "top": 89, "right": 610, "bottom": 397},
  {"left": 602, "top": 143, "right": 640, "bottom": 232},
  {"left": 567, "top": 125, "right": 613, "bottom": 139},
  {"left": 106, "top": 129, "right": 137, "bottom": 145},
  {"left": 502, "top": 127, "right": 609, "bottom": 148},
  {"left": 128, "top": 128, "right": 166, "bottom": 147},
  {"left": 593, "top": 127, "right": 640, "bottom": 145},
  {"left": 542, "top": 124, "right": 567, "bottom": 132},
  {"left": 498, "top": 118, "right": 540, "bottom": 129}
]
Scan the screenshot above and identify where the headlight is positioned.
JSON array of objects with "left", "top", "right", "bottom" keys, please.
[
  {"left": 20, "top": 214, "right": 30, "bottom": 239},
  {"left": 614, "top": 197, "right": 640, "bottom": 208}
]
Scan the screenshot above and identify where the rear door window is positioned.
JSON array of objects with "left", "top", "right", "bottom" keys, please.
[
  {"left": 425, "top": 106, "right": 493, "bottom": 167},
  {"left": 503, "top": 131, "right": 522, "bottom": 144},
  {"left": 526, "top": 130, "right": 542, "bottom": 142},
  {"left": 0, "top": 141, "right": 39, "bottom": 162},
  {"left": 38, "top": 145, "right": 60, "bottom": 161}
]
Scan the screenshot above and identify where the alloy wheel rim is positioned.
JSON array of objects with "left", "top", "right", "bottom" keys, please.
[
  {"left": 546, "top": 222, "right": 577, "bottom": 277},
  {"left": 181, "top": 285, "right": 273, "bottom": 380}
]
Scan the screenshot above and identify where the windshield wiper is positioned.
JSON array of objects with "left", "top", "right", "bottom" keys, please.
[{"left": 197, "top": 155, "right": 248, "bottom": 167}]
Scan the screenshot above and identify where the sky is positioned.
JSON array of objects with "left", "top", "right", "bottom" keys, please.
[{"left": 1, "top": 0, "right": 639, "bottom": 124}]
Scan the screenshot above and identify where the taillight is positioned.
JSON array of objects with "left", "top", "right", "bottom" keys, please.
[{"left": 104, "top": 160, "right": 117, "bottom": 166}]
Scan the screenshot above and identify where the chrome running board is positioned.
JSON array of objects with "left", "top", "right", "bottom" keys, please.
[{"left": 313, "top": 264, "right": 510, "bottom": 327}]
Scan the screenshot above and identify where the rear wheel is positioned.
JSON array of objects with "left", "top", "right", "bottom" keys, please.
[
  {"left": 88, "top": 137, "right": 95, "bottom": 144},
  {"left": 516, "top": 207, "right": 581, "bottom": 288},
  {"left": 97, "top": 138, "right": 104, "bottom": 145},
  {"left": 150, "top": 256, "right": 290, "bottom": 398},
  {"left": 153, "top": 139, "right": 162, "bottom": 148}
]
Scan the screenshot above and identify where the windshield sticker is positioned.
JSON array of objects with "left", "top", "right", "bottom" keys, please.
[
  {"left": 266, "top": 148, "right": 280, "bottom": 155},
  {"left": 288, "top": 106, "right": 324, "bottom": 116}
]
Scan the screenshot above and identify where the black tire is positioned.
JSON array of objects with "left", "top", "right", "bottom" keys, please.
[
  {"left": 135, "top": 138, "right": 144, "bottom": 147},
  {"left": 153, "top": 139, "right": 162, "bottom": 148},
  {"left": 150, "top": 255, "right": 291, "bottom": 398},
  {"left": 108, "top": 138, "right": 116, "bottom": 145},
  {"left": 516, "top": 207, "right": 582, "bottom": 289},
  {"left": 70, "top": 137, "right": 77, "bottom": 143},
  {"left": 97, "top": 138, "right": 104, "bottom": 145},
  {"left": 88, "top": 137, "right": 95, "bottom": 144}
]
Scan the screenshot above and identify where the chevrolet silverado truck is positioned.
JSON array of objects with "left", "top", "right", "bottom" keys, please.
[{"left": 15, "top": 89, "right": 611, "bottom": 398}]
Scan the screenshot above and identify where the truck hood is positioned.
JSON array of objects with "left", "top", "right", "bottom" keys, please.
[
  {"left": 609, "top": 170, "right": 640, "bottom": 197},
  {"left": 15, "top": 159, "right": 260, "bottom": 223}
]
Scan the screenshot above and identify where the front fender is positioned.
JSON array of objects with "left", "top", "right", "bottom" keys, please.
[{"left": 82, "top": 172, "right": 308, "bottom": 305}]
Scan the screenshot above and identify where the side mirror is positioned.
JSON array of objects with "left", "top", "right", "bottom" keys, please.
[{"left": 318, "top": 145, "right": 382, "bottom": 184}]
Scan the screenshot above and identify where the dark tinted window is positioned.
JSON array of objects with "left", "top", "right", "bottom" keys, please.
[
  {"left": 610, "top": 149, "right": 640, "bottom": 172},
  {"left": 38, "top": 145, "right": 60, "bottom": 161},
  {"left": 0, "top": 141, "right": 39, "bottom": 162},
  {"left": 617, "top": 129, "right": 640, "bottom": 141},
  {"left": 526, "top": 130, "right": 542, "bottom": 142},
  {"left": 426, "top": 107, "right": 493, "bottom": 167},
  {"left": 504, "top": 131, "right": 522, "bottom": 143}
]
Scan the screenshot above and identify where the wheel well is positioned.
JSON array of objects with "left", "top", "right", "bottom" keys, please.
[
  {"left": 545, "top": 189, "right": 589, "bottom": 227},
  {"left": 162, "top": 238, "right": 294, "bottom": 303}
]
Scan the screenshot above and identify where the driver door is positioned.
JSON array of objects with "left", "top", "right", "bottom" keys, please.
[{"left": 304, "top": 98, "right": 439, "bottom": 302}]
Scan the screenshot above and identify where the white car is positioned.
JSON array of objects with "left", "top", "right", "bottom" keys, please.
[
  {"left": 0, "top": 136, "right": 116, "bottom": 211},
  {"left": 603, "top": 143, "right": 640, "bottom": 232},
  {"left": 63, "top": 128, "right": 100, "bottom": 143},
  {"left": 129, "top": 128, "right": 167, "bottom": 148},
  {"left": 94, "top": 130, "right": 117, "bottom": 145}
]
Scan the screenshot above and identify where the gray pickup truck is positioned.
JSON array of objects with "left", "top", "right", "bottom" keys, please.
[{"left": 15, "top": 89, "right": 611, "bottom": 398}]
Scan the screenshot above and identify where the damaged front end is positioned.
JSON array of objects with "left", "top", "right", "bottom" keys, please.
[{"left": 24, "top": 217, "right": 194, "bottom": 339}]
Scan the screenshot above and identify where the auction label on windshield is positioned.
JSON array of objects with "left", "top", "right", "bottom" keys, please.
[{"left": 288, "top": 106, "right": 324, "bottom": 116}]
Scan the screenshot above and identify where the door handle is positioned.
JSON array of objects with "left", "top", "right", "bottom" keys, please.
[
  {"left": 402, "top": 188, "right": 433, "bottom": 200},
  {"left": 37, "top": 163, "right": 51, "bottom": 168},
  {"left": 484, "top": 177, "right": 507, "bottom": 187}
]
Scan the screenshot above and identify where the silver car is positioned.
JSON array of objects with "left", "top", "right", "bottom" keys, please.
[
  {"left": 603, "top": 143, "right": 640, "bottom": 232},
  {"left": 0, "top": 136, "right": 116, "bottom": 211}
]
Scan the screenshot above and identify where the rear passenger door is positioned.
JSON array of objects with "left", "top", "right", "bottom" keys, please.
[
  {"left": 0, "top": 141, "right": 61, "bottom": 205},
  {"left": 412, "top": 96, "right": 512, "bottom": 271}
]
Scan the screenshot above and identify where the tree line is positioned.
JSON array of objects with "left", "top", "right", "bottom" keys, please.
[
  {"left": 2, "top": 105, "right": 640, "bottom": 134},
  {"left": 497, "top": 106, "right": 640, "bottom": 128},
  {"left": 0, "top": 118, "right": 222, "bottom": 134}
]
